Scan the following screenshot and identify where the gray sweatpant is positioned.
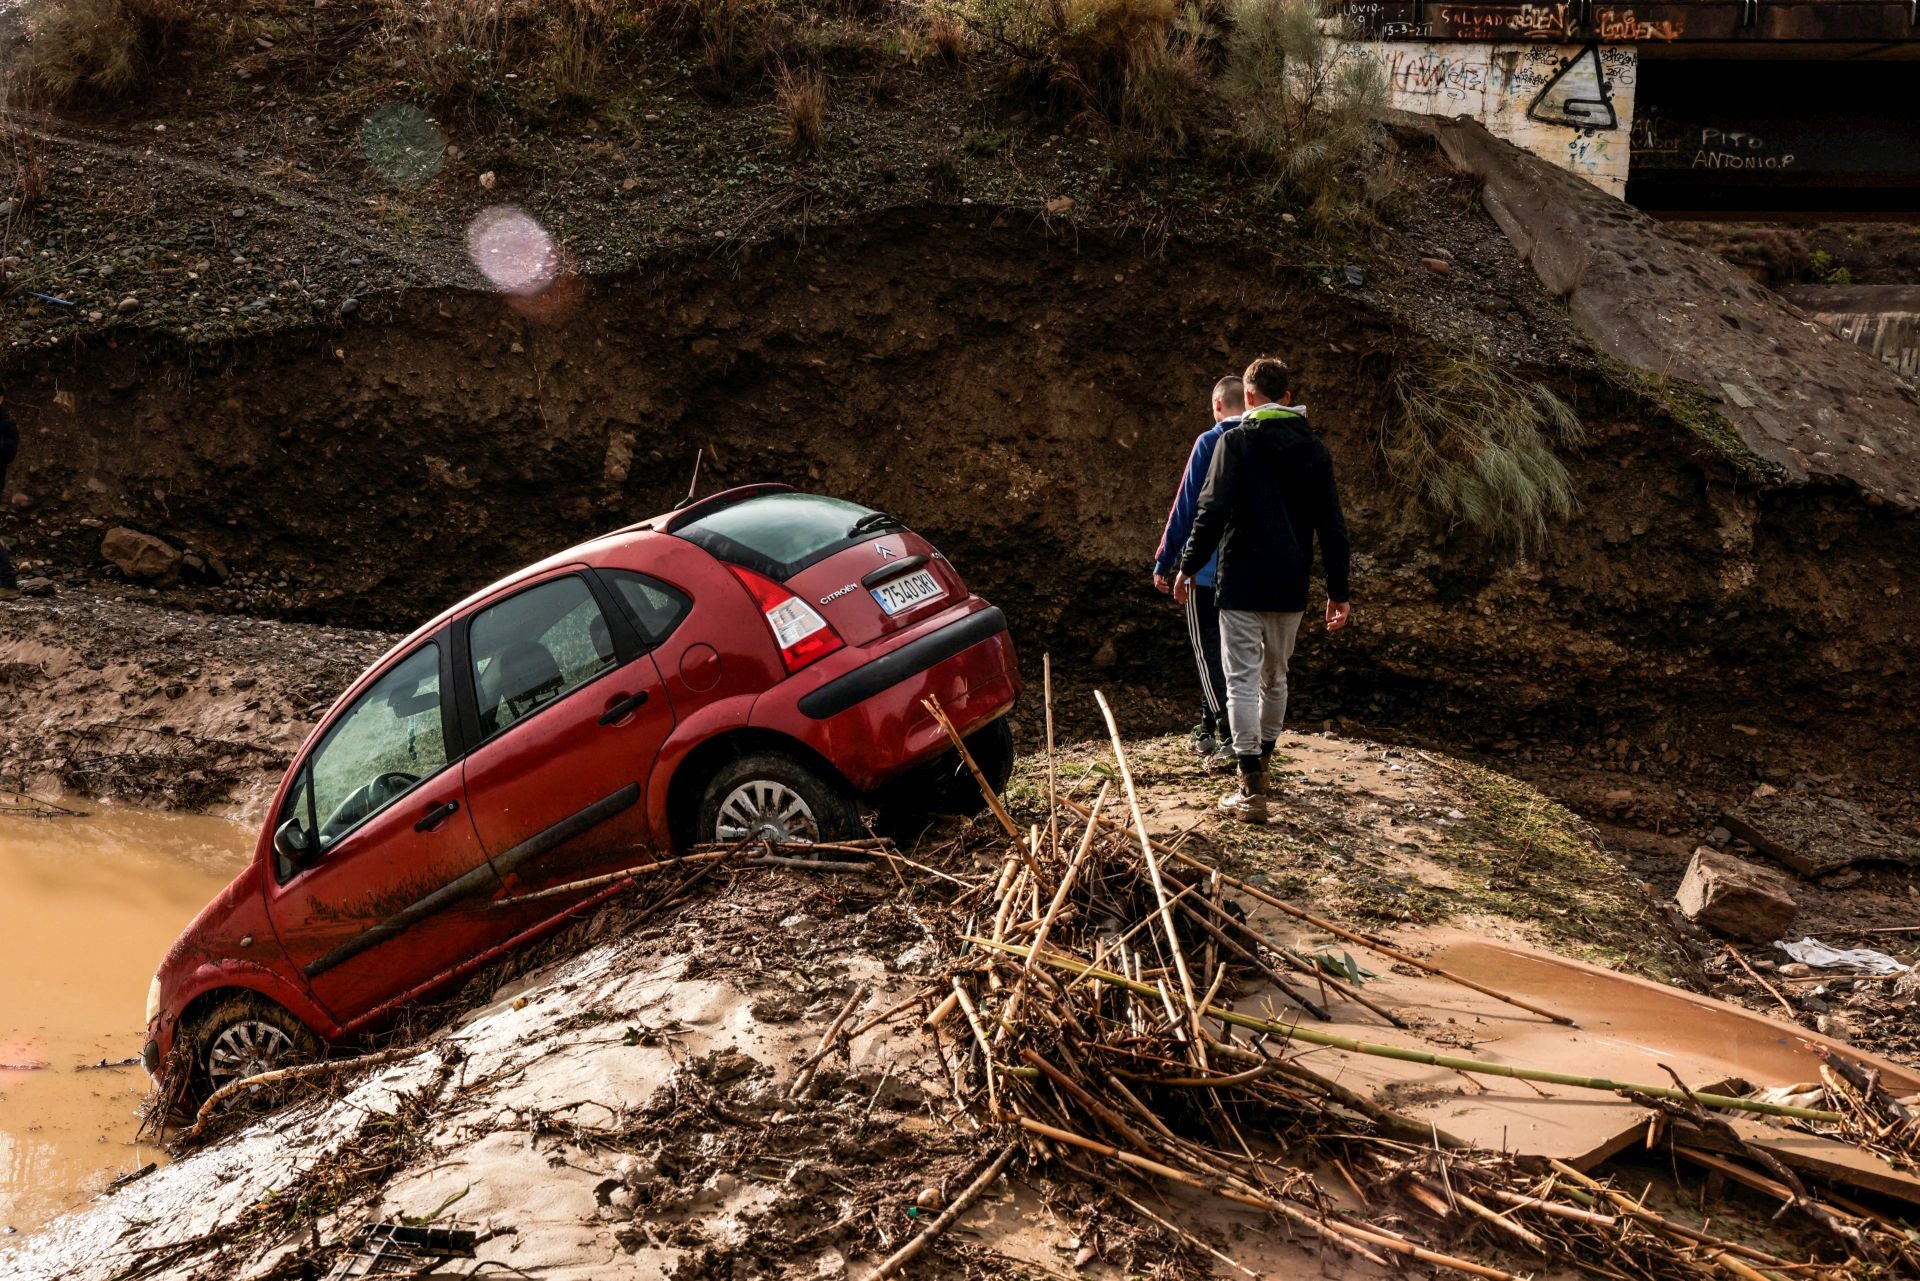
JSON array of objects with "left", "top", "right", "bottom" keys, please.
[{"left": 1219, "top": 609, "right": 1303, "bottom": 758}]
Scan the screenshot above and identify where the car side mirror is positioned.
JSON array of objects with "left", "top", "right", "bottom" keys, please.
[{"left": 274, "top": 818, "right": 315, "bottom": 869}]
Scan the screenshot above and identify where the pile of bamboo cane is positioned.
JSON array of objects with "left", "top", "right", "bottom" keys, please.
[{"left": 893, "top": 673, "right": 1920, "bottom": 1279}]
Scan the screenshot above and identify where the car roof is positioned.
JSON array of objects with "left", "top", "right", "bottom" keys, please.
[{"left": 329, "top": 485, "right": 790, "bottom": 716}]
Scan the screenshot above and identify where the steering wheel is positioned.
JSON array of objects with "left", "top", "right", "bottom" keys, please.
[
  {"left": 319, "top": 770, "right": 423, "bottom": 842},
  {"left": 370, "top": 770, "right": 420, "bottom": 802}
]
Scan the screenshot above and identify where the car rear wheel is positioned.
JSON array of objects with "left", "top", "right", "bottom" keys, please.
[
  {"left": 190, "top": 994, "right": 320, "bottom": 1105},
  {"left": 697, "top": 753, "right": 858, "bottom": 846}
]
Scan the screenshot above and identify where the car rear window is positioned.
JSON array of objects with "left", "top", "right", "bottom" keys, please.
[{"left": 673, "top": 492, "right": 899, "bottom": 580}]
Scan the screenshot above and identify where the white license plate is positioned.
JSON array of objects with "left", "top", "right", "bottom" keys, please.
[{"left": 871, "top": 569, "right": 942, "bottom": 616}]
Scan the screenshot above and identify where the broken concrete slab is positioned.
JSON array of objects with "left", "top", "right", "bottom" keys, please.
[
  {"left": 1721, "top": 789, "right": 1920, "bottom": 876},
  {"left": 1675, "top": 846, "right": 1799, "bottom": 944}
]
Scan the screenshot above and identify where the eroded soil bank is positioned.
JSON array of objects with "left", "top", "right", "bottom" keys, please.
[{"left": 3, "top": 208, "right": 1917, "bottom": 846}]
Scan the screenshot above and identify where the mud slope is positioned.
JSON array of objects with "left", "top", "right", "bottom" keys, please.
[{"left": 4, "top": 207, "right": 1918, "bottom": 814}]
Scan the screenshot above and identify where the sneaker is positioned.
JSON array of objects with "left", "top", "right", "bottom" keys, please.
[
  {"left": 1188, "top": 728, "right": 1218, "bottom": 757},
  {"left": 1202, "top": 744, "right": 1237, "bottom": 773}
]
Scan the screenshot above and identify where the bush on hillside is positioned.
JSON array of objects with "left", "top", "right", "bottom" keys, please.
[
  {"left": 1220, "top": 0, "right": 1390, "bottom": 227},
  {"left": 10, "top": 0, "right": 194, "bottom": 105},
  {"left": 1385, "top": 350, "right": 1586, "bottom": 552},
  {"left": 955, "top": 0, "right": 1204, "bottom": 147}
]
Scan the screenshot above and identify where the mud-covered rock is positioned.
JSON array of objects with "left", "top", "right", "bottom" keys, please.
[
  {"left": 1721, "top": 789, "right": 1920, "bottom": 876},
  {"left": 1675, "top": 846, "right": 1799, "bottom": 943},
  {"left": 100, "top": 527, "right": 183, "bottom": 585}
]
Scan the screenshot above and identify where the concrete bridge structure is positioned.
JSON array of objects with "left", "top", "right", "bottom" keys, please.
[{"left": 1330, "top": 0, "right": 1920, "bottom": 211}]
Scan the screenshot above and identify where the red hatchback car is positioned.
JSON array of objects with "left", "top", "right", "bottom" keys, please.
[{"left": 143, "top": 486, "right": 1019, "bottom": 1100}]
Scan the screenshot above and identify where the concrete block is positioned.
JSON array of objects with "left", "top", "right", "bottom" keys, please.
[{"left": 1674, "top": 846, "right": 1798, "bottom": 944}]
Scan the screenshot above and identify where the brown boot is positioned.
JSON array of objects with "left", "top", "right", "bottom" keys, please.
[{"left": 1218, "top": 757, "right": 1268, "bottom": 824}]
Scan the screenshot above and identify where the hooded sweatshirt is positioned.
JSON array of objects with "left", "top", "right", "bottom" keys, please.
[{"left": 1178, "top": 405, "right": 1350, "bottom": 613}]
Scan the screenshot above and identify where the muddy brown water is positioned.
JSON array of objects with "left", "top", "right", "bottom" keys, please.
[{"left": 0, "top": 801, "right": 251, "bottom": 1233}]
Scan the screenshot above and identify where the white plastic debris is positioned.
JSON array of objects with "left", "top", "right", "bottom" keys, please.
[{"left": 1774, "top": 936, "right": 1911, "bottom": 975}]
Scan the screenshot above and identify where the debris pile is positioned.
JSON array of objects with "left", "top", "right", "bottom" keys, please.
[{"left": 891, "top": 692, "right": 1920, "bottom": 1277}]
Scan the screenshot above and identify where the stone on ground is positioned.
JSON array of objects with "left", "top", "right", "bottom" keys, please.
[
  {"left": 1674, "top": 846, "right": 1799, "bottom": 944},
  {"left": 100, "top": 527, "right": 184, "bottom": 585}
]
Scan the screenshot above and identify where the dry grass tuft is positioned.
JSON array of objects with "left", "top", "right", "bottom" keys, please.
[
  {"left": 774, "top": 63, "right": 828, "bottom": 155},
  {"left": 1221, "top": 0, "right": 1389, "bottom": 228},
  {"left": 10, "top": 0, "right": 194, "bottom": 105},
  {"left": 925, "top": 7, "right": 967, "bottom": 61},
  {"left": 1385, "top": 349, "right": 1586, "bottom": 552}
]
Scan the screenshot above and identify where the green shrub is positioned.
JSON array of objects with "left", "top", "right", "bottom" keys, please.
[
  {"left": 1220, "top": 0, "right": 1388, "bottom": 227},
  {"left": 1385, "top": 350, "right": 1586, "bottom": 552},
  {"left": 12, "top": 0, "right": 194, "bottom": 105}
]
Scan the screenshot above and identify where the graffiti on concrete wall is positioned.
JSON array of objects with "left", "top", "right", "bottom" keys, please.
[
  {"left": 1342, "top": 4, "right": 1684, "bottom": 41},
  {"left": 1343, "top": 40, "right": 1638, "bottom": 195}
]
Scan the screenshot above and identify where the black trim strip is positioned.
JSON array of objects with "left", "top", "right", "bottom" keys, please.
[
  {"left": 303, "top": 783, "right": 642, "bottom": 979},
  {"left": 860, "top": 554, "right": 930, "bottom": 589},
  {"left": 797, "top": 608, "right": 1007, "bottom": 721}
]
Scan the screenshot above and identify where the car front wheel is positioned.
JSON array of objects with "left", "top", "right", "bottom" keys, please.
[
  {"left": 190, "top": 994, "right": 320, "bottom": 1104},
  {"left": 696, "top": 753, "right": 859, "bottom": 847}
]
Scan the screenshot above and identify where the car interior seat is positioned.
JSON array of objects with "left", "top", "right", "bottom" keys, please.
[{"left": 480, "top": 640, "right": 566, "bottom": 734}]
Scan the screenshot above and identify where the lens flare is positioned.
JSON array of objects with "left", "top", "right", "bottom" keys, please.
[
  {"left": 466, "top": 205, "right": 561, "bottom": 297},
  {"left": 360, "top": 104, "right": 445, "bottom": 187}
]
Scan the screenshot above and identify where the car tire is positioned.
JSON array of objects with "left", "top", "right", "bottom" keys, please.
[
  {"left": 932, "top": 717, "right": 1016, "bottom": 816},
  {"left": 188, "top": 994, "right": 321, "bottom": 1107},
  {"left": 696, "top": 752, "right": 860, "bottom": 847}
]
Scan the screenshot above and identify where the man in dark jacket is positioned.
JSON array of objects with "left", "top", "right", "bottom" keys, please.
[
  {"left": 0, "top": 391, "right": 17, "bottom": 595},
  {"left": 1174, "top": 356, "right": 1351, "bottom": 823}
]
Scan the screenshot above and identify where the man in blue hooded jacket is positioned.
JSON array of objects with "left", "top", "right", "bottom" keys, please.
[{"left": 1153, "top": 375, "right": 1243, "bottom": 767}]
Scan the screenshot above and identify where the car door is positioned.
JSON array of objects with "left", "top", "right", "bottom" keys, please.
[
  {"left": 456, "top": 569, "right": 677, "bottom": 910},
  {"left": 263, "top": 636, "right": 502, "bottom": 1025}
]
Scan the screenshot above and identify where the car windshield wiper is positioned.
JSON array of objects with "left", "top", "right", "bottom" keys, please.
[{"left": 848, "top": 511, "right": 903, "bottom": 537}]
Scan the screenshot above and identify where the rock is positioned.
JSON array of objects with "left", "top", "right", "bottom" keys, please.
[
  {"left": 1815, "top": 1013, "right": 1852, "bottom": 1042},
  {"left": 88, "top": 310, "right": 105, "bottom": 323},
  {"left": 116, "top": 295, "right": 141, "bottom": 313},
  {"left": 16, "top": 576, "right": 55, "bottom": 597},
  {"left": 914, "top": 1184, "right": 945, "bottom": 1212},
  {"left": 1091, "top": 637, "right": 1117, "bottom": 668},
  {"left": 1674, "top": 846, "right": 1798, "bottom": 944},
  {"left": 1892, "top": 970, "right": 1920, "bottom": 1003},
  {"left": 479, "top": 170, "right": 497, "bottom": 189},
  {"left": 1708, "top": 826, "right": 1732, "bottom": 847},
  {"left": 1778, "top": 962, "right": 1813, "bottom": 977},
  {"left": 338, "top": 296, "right": 359, "bottom": 316},
  {"left": 100, "top": 527, "right": 185, "bottom": 585},
  {"left": 1722, "top": 789, "right": 1920, "bottom": 875},
  {"left": 8, "top": 491, "right": 28, "bottom": 508},
  {"left": 1421, "top": 257, "right": 1453, "bottom": 274},
  {"left": 1044, "top": 195, "right": 1075, "bottom": 215}
]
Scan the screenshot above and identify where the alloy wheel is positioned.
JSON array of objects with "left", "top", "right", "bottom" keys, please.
[
  {"left": 206, "top": 1019, "right": 300, "bottom": 1091},
  {"left": 716, "top": 779, "right": 821, "bottom": 844}
]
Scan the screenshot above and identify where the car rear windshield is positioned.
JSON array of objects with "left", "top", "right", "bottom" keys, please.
[{"left": 673, "top": 492, "right": 900, "bottom": 580}]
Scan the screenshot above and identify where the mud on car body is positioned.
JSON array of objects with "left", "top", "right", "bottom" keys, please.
[{"left": 144, "top": 486, "right": 1020, "bottom": 1101}]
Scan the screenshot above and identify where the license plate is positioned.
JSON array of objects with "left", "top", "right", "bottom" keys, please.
[{"left": 871, "top": 569, "right": 942, "bottom": 616}]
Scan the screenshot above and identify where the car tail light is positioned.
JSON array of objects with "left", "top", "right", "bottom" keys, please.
[{"left": 727, "top": 565, "right": 845, "bottom": 673}]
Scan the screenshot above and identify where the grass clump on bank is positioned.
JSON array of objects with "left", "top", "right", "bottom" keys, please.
[
  {"left": 1384, "top": 348, "right": 1586, "bottom": 552},
  {"left": 1425, "top": 758, "right": 1681, "bottom": 979},
  {"left": 10, "top": 0, "right": 194, "bottom": 104}
]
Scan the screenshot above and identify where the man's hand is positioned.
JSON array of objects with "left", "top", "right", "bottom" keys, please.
[
  {"left": 1153, "top": 571, "right": 1172, "bottom": 595},
  {"left": 1172, "top": 572, "right": 1194, "bottom": 606},
  {"left": 1326, "top": 599, "right": 1351, "bottom": 631}
]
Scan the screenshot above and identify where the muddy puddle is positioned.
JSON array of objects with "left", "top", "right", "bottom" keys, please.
[{"left": 0, "top": 801, "right": 251, "bottom": 1233}]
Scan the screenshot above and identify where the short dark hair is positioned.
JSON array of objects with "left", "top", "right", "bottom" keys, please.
[
  {"left": 1212, "top": 376, "right": 1245, "bottom": 413},
  {"left": 1242, "top": 356, "right": 1292, "bottom": 404}
]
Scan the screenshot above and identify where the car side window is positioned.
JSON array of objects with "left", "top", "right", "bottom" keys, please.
[
  {"left": 604, "top": 570, "right": 691, "bottom": 647},
  {"left": 470, "top": 575, "right": 616, "bottom": 737},
  {"left": 307, "top": 644, "right": 449, "bottom": 855}
]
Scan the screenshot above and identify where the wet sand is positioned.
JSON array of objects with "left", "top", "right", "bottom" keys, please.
[{"left": 0, "top": 801, "right": 251, "bottom": 1233}]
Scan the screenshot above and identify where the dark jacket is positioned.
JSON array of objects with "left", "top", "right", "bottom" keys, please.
[
  {"left": 1178, "top": 407, "right": 1351, "bottom": 613},
  {"left": 0, "top": 400, "right": 15, "bottom": 470}
]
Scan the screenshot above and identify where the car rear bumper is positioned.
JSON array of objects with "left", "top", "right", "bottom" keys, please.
[{"left": 770, "top": 600, "right": 1020, "bottom": 793}]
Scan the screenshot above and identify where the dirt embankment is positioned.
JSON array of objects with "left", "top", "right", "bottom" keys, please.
[
  {"left": 0, "top": 591, "right": 391, "bottom": 815},
  {"left": 4, "top": 200, "right": 1919, "bottom": 842}
]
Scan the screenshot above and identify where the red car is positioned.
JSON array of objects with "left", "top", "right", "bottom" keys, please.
[{"left": 143, "top": 486, "right": 1019, "bottom": 1100}]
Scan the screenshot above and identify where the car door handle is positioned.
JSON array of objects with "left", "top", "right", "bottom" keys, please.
[
  {"left": 414, "top": 799, "right": 460, "bottom": 832},
  {"left": 599, "top": 690, "right": 650, "bottom": 725}
]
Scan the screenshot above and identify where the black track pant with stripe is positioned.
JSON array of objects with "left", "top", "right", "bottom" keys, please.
[{"left": 1183, "top": 582, "right": 1229, "bottom": 739}]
